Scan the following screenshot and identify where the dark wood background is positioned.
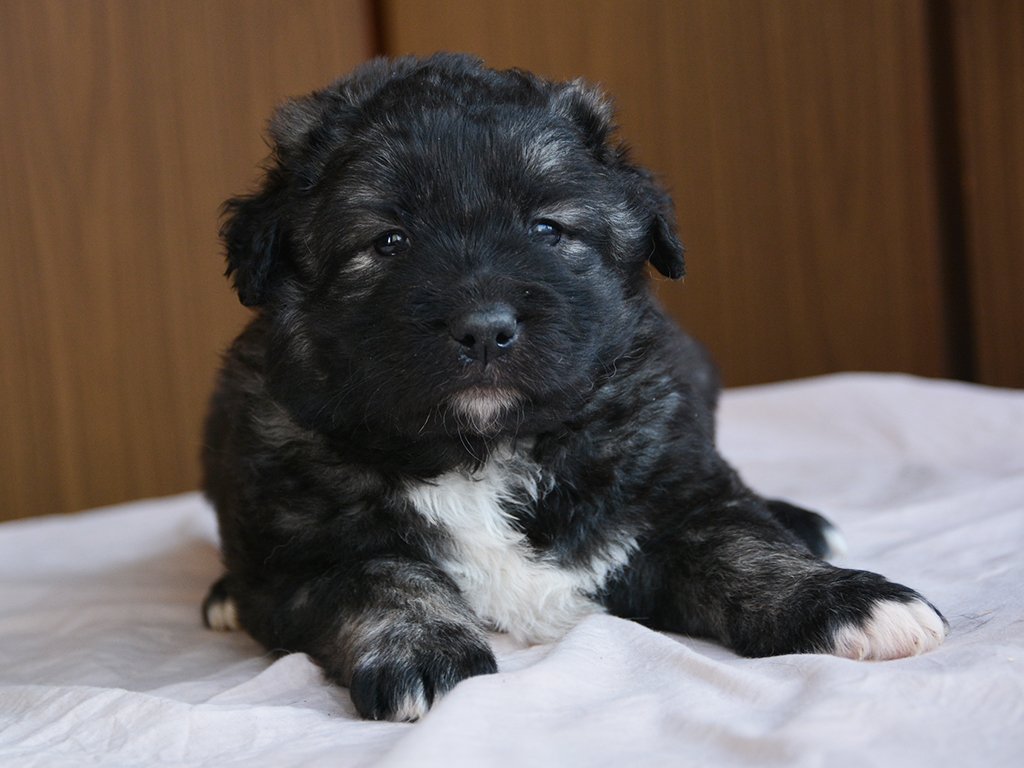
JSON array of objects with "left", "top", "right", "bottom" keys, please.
[{"left": 2, "top": 0, "right": 1020, "bottom": 520}]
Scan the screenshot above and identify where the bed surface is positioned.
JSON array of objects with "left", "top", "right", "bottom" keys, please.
[{"left": 1, "top": 373, "right": 1022, "bottom": 767}]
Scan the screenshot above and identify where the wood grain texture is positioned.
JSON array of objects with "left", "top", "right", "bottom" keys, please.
[
  {"left": 0, "top": 0, "right": 374, "bottom": 520},
  {"left": 951, "top": 0, "right": 1024, "bottom": 387},
  {"left": 7, "top": 0, "right": 1011, "bottom": 521},
  {"left": 382, "top": 0, "right": 951, "bottom": 386}
]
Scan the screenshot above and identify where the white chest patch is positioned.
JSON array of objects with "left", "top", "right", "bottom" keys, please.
[{"left": 405, "top": 449, "right": 635, "bottom": 644}]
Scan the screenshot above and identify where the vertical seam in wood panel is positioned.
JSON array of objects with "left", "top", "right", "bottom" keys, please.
[
  {"left": 368, "top": 0, "right": 389, "bottom": 57},
  {"left": 926, "top": 0, "right": 976, "bottom": 382}
]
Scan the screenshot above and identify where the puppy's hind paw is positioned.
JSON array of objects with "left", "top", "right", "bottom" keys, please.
[
  {"left": 830, "top": 598, "right": 948, "bottom": 660},
  {"left": 767, "top": 499, "right": 847, "bottom": 559},
  {"left": 202, "top": 577, "right": 240, "bottom": 632}
]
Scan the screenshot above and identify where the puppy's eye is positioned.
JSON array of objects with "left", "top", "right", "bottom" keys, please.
[
  {"left": 529, "top": 220, "right": 563, "bottom": 246},
  {"left": 373, "top": 230, "right": 410, "bottom": 256}
]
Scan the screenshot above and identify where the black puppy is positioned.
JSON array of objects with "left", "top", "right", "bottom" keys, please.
[{"left": 202, "top": 54, "right": 946, "bottom": 721}]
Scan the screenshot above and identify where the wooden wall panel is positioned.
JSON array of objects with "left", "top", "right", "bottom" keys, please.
[
  {"left": 0, "top": 0, "right": 374, "bottom": 520},
  {"left": 6, "top": 0, "right": 1015, "bottom": 521},
  {"left": 951, "top": 0, "right": 1024, "bottom": 388},
  {"left": 381, "top": 0, "right": 951, "bottom": 386}
]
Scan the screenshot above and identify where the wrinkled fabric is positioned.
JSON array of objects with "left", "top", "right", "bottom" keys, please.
[{"left": 1, "top": 373, "right": 1022, "bottom": 767}]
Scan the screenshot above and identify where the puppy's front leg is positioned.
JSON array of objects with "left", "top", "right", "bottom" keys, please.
[
  {"left": 339, "top": 559, "right": 497, "bottom": 721},
  {"left": 647, "top": 495, "right": 947, "bottom": 660},
  {"left": 208, "top": 558, "right": 496, "bottom": 721}
]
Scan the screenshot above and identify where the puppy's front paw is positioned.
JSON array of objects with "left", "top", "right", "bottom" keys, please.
[
  {"left": 734, "top": 568, "right": 949, "bottom": 660},
  {"left": 830, "top": 597, "right": 948, "bottom": 660},
  {"left": 347, "top": 628, "right": 497, "bottom": 721}
]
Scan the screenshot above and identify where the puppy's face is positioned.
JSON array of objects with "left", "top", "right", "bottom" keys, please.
[{"left": 223, "top": 56, "right": 685, "bottom": 440}]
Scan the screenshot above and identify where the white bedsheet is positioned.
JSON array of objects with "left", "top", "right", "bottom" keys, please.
[{"left": 1, "top": 373, "right": 1022, "bottom": 767}]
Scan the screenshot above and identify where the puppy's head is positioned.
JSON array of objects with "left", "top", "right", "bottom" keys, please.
[{"left": 222, "top": 54, "right": 684, "bottom": 440}]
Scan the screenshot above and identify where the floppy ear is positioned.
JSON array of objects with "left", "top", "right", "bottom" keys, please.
[
  {"left": 220, "top": 168, "right": 290, "bottom": 307},
  {"left": 552, "top": 80, "right": 686, "bottom": 280},
  {"left": 636, "top": 168, "right": 686, "bottom": 280},
  {"left": 220, "top": 93, "right": 335, "bottom": 307}
]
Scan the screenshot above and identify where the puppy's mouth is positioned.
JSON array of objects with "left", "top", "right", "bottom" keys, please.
[{"left": 447, "top": 387, "right": 523, "bottom": 434}]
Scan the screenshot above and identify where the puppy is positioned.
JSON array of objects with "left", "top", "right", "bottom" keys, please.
[{"left": 201, "top": 54, "right": 947, "bottom": 721}]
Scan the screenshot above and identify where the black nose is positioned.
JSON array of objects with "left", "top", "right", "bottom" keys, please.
[{"left": 449, "top": 304, "right": 520, "bottom": 365}]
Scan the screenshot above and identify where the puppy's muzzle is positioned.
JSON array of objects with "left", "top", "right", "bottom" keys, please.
[{"left": 449, "top": 303, "right": 520, "bottom": 367}]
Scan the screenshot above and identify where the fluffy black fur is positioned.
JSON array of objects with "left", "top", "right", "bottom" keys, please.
[{"left": 202, "top": 54, "right": 946, "bottom": 721}]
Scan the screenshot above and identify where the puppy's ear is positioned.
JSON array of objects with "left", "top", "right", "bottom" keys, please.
[
  {"left": 552, "top": 80, "right": 686, "bottom": 280},
  {"left": 221, "top": 169, "right": 290, "bottom": 307},
  {"left": 552, "top": 79, "right": 616, "bottom": 159},
  {"left": 220, "top": 94, "right": 334, "bottom": 307},
  {"left": 636, "top": 169, "right": 686, "bottom": 280}
]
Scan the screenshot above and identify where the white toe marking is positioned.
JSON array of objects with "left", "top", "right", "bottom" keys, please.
[
  {"left": 390, "top": 684, "right": 430, "bottom": 722},
  {"left": 205, "top": 596, "right": 240, "bottom": 632},
  {"left": 831, "top": 599, "right": 948, "bottom": 660},
  {"left": 821, "top": 523, "right": 848, "bottom": 559}
]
